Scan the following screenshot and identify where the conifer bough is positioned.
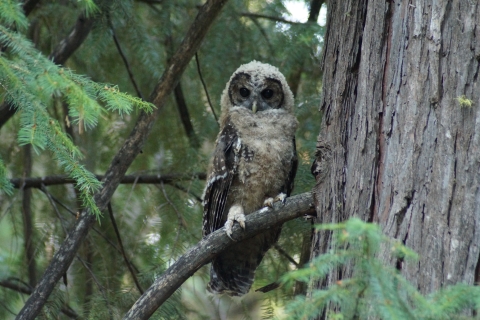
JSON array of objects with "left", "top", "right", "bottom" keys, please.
[{"left": 16, "top": 0, "right": 228, "bottom": 318}]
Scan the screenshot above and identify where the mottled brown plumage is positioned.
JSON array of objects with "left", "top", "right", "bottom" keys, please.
[{"left": 202, "top": 61, "right": 298, "bottom": 296}]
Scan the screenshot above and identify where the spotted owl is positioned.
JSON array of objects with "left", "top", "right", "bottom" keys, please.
[{"left": 202, "top": 61, "right": 298, "bottom": 296}]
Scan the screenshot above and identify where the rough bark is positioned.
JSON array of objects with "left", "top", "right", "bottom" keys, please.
[
  {"left": 21, "top": 144, "right": 36, "bottom": 288},
  {"left": 312, "top": 0, "right": 480, "bottom": 307},
  {"left": 123, "top": 192, "right": 315, "bottom": 320},
  {"left": 15, "top": 1, "right": 227, "bottom": 318}
]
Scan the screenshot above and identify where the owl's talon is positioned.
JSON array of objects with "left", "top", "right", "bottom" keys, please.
[
  {"left": 263, "top": 197, "right": 274, "bottom": 208},
  {"left": 276, "top": 193, "right": 287, "bottom": 205},
  {"left": 263, "top": 193, "right": 287, "bottom": 208},
  {"left": 225, "top": 204, "right": 245, "bottom": 237}
]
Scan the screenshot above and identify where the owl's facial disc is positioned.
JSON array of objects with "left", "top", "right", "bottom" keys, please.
[{"left": 229, "top": 73, "right": 284, "bottom": 113}]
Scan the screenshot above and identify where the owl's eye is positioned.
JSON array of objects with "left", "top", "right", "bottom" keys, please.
[
  {"left": 261, "top": 89, "right": 274, "bottom": 99},
  {"left": 239, "top": 88, "right": 250, "bottom": 97}
]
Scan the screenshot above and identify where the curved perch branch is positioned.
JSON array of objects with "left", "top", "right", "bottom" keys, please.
[{"left": 123, "top": 192, "right": 315, "bottom": 320}]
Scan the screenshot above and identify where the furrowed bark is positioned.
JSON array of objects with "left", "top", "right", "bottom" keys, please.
[
  {"left": 124, "top": 192, "right": 315, "bottom": 320},
  {"left": 15, "top": 1, "right": 228, "bottom": 318},
  {"left": 311, "top": 1, "right": 480, "bottom": 317}
]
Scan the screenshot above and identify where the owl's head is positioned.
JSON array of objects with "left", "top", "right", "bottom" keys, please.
[{"left": 220, "top": 61, "right": 294, "bottom": 114}]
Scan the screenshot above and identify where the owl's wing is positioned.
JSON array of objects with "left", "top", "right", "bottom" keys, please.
[
  {"left": 203, "top": 121, "right": 240, "bottom": 236},
  {"left": 285, "top": 137, "right": 298, "bottom": 197}
]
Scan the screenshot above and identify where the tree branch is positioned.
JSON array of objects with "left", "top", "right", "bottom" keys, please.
[
  {"left": 0, "top": 11, "right": 96, "bottom": 129},
  {"left": 239, "top": 12, "right": 303, "bottom": 25},
  {"left": 308, "top": 0, "right": 325, "bottom": 23},
  {"left": 0, "top": 279, "right": 79, "bottom": 319},
  {"left": 10, "top": 172, "right": 206, "bottom": 189},
  {"left": 21, "top": 144, "right": 36, "bottom": 288},
  {"left": 16, "top": 1, "right": 228, "bottom": 318},
  {"left": 174, "top": 82, "right": 201, "bottom": 148},
  {"left": 195, "top": 52, "right": 219, "bottom": 124},
  {"left": 107, "top": 203, "right": 144, "bottom": 294},
  {"left": 123, "top": 192, "right": 315, "bottom": 319},
  {"left": 108, "top": 16, "right": 145, "bottom": 100}
]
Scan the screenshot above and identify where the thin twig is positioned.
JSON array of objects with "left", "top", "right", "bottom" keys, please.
[
  {"left": 107, "top": 203, "right": 144, "bottom": 294},
  {"left": 42, "top": 185, "right": 126, "bottom": 316},
  {"left": 41, "top": 184, "right": 68, "bottom": 234},
  {"left": 239, "top": 12, "right": 303, "bottom": 25},
  {"left": 158, "top": 182, "right": 187, "bottom": 229},
  {"left": 273, "top": 243, "right": 299, "bottom": 267},
  {"left": 0, "top": 299, "right": 18, "bottom": 316},
  {"left": 0, "top": 279, "right": 80, "bottom": 319},
  {"left": 75, "top": 255, "right": 114, "bottom": 320},
  {"left": 195, "top": 52, "right": 219, "bottom": 124},
  {"left": 108, "top": 16, "right": 145, "bottom": 100},
  {"left": 169, "top": 182, "right": 202, "bottom": 203},
  {"left": 255, "top": 282, "right": 280, "bottom": 293},
  {"left": 247, "top": 17, "right": 274, "bottom": 55},
  {"left": 39, "top": 190, "right": 141, "bottom": 274}
]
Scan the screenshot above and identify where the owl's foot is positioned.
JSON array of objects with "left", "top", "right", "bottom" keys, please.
[
  {"left": 263, "top": 193, "right": 287, "bottom": 208},
  {"left": 225, "top": 204, "right": 245, "bottom": 238}
]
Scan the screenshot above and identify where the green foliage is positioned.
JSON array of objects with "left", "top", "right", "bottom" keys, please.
[
  {"left": 282, "top": 218, "right": 480, "bottom": 320},
  {"left": 0, "top": 23, "right": 153, "bottom": 215},
  {"left": 0, "top": 0, "right": 27, "bottom": 30},
  {"left": 0, "top": 0, "right": 324, "bottom": 318}
]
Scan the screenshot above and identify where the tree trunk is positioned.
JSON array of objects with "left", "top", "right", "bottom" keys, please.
[{"left": 311, "top": 0, "right": 480, "bottom": 308}]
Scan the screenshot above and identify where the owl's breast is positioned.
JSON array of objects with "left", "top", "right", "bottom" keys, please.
[{"left": 228, "top": 110, "right": 297, "bottom": 213}]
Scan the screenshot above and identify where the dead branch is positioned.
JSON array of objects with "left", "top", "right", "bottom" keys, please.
[
  {"left": 240, "top": 12, "right": 303, "bottom": 25},
  {"left": 10, "top": 172, "right": 206, "bottom": 189},
  {"left": 108, "top": 16, "right": 145, "bottom": 100},
  {"left": 16, "top": 1, "right": 228, "bottom": 318},
  {"left": 174, "top": 82, "right": 201, "bottom": 148},
  {"left": 123, "top": 192, "right": 315, "bottom": 319},
  {"left": 195, "top": 52, "right": 219, "bottom": 123}
]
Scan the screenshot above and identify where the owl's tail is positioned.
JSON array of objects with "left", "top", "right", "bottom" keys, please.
[
  {"left": 207, "top": 263, "right": 255, "bottom": 296},
  {"left": 206, "top": 229, "right": 281, "bottom": 296}
]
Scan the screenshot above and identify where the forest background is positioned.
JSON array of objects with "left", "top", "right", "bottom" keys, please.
[{"left": 0, "top": 0, "right": 325, "bottom": 318}]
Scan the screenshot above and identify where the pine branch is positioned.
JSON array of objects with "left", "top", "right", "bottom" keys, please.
[
  {"left": 123, "top": 192, "right": 315, "bottom": 320},
  {"left": 16, "top": 1, "right": 228, "bottom": 318},
  {"left": 0, "top": 11, "right": 96, "bottom": 129},
  {"left": 10, "top": 172, "right": 206, "bottom": 189}
]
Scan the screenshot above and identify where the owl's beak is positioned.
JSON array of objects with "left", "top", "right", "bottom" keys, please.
[{"left": 252, "top": 101, "right": 258, "bottom": 113}]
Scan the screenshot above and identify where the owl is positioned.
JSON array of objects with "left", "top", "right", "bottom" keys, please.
[{"left": 202, "top": 61, "right": 298, "bottom": 296}]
